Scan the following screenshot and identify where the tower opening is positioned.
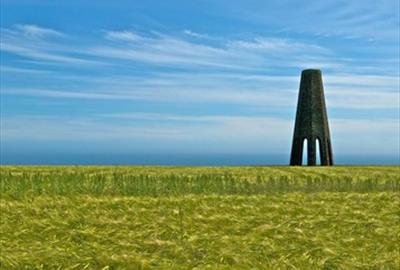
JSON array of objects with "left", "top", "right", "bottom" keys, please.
[
  {"left": 302, "top": 138, "right": 308, "bottom": 165},
  {"left": 316, "top": 138, "right": 321, "bottom": 165}
]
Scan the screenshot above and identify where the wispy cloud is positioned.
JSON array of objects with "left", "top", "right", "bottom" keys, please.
[
  {"left": 324, "top": 74, "right": 399, "bottom": 89},
  {"left": 2, "top": 86, "right": 296, "bottom": 108},
  {"left": 326, "top": 88, "right": 398, "bottom": 109},
  {"left": 1, "top": 42, "right": 97, "bottom": 65},
  {"left": 0, "top": 25, "right": 100, "bottom": 65},
  {"left": 228, "top": 37, "right": 331, "bottom": 54},
  {"left": 183, "top": 29, "right": 209, "bottom": 39},
  {"left": 93, "top": 31, "right": 254, "bottom": 69},
  {"left": 92, "top": 30, "right": 338, "bottom": 70},
  {"left": 14, "top": 24, "right": 64, "bottom": 38},
  {"left": 1, "top": 25, "right": 377, "bottom": 73},
  {"left": 0, "top": 65, "right": 52, "bottom": 74},
  {"left": 104, "top": 30, "right": 143, "bottom": 42},
  {"left": 225, "top": 0, "right": 399, "bottom": 40}
]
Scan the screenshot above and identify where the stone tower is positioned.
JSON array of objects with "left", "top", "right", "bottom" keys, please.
[{"left": 290, "top": 69, "right": 333, "bottom": 166}]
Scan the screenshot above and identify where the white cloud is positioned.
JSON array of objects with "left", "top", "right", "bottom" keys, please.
[
  {"left": 183, "top": 30, "right": 209, "bottom": 38},
  {"left": 2, "top": 89, "right": 124, "bottom": 100},
  {"left": 92, "top": 34, "right": 255, "bottom": 69},
  {"left": 223, "top": 0, "right": 398, "bottom": 40},
  {"left": 90, "top": 31, "right": 337, "bottom": 70},
  {"left": 2, "top": 87, "right": 296, "bottom": 108},
  {"left": 1, "top": 43, "right": 98, "bottom": 65},
  {"left": 326, "top": 87, "right": 399, "bottom": 109},
  {"left": 0, "top": 65, "right": 51, "bottom": 74},
  {"left": 14, "top": 24, "right": 63, "bottom": 38},
  {"left": 0, "top": 25, "right": 353, "bottom": 72},
  {"left": 228, "top": 37, "right": 331, "bottom": 54},
  {"left": 324, "top": 74, "right": 399, "bottom": 89},
  {"left": 104, "top": 31, "right": 143, "bottom": 42},
  {"left": 0, "top": 25, "right": 101, "bottom": 65}
]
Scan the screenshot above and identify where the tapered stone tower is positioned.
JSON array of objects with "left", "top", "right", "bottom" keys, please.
[{"left": 290, "top": 69, "right": 333, "bottom": 166}]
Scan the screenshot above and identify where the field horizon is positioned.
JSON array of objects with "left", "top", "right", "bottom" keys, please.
[{"left": 1, "top": 153, "right": 399, "bottom": 166}]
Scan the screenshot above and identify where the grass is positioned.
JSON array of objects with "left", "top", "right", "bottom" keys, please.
[{"left": 0, "top": 166, "right": 399, "bottom": 269}]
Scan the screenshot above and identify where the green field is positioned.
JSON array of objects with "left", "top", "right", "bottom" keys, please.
[{"left": 1, "top": 166, "right": 399, "bottom": 269}]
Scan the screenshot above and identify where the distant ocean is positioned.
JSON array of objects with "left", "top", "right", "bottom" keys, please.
[{"left": 1, "top": 152, "right": 399, "bottom": 165}]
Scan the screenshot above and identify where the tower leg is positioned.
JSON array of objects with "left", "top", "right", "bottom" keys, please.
[
  {"left": 327, "top": 139, "right": 334, "bottom": 165},
  {"left": 307, "top": 137, "right": 316, "bottom": 166},
  {"left": 290, "top": 138, "right": 303, "bottom": 165},
  {"left": 319, "top": 138, "right": 333, "bottom": 165},
  {"left": 319, "top": 138, "right": 328, "bottom": 166}
]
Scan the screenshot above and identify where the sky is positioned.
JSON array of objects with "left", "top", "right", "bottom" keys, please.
[{"left": 0, "top": 0, "right": 399, "bottom": 165}]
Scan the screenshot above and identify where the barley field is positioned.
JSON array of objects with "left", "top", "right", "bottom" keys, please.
[{"left": 1, "top": 166, "right": 399, "bottom": 269}]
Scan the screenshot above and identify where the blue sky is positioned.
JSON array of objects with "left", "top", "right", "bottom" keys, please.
[{"left": 1, "top": 0, "right": 399, "bottom": 164}]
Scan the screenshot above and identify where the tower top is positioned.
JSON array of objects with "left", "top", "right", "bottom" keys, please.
[{"left": 301, "top": 69, "right": 321, "bottom": 74}]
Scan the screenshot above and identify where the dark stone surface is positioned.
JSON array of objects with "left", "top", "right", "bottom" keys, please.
[{"left": 290, "top": 69, "right": 333, "bottom": 166}]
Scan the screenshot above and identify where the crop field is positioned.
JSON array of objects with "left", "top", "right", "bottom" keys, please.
[{"left": 0, "top": 166, "right": 399, "bottom": 269}]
